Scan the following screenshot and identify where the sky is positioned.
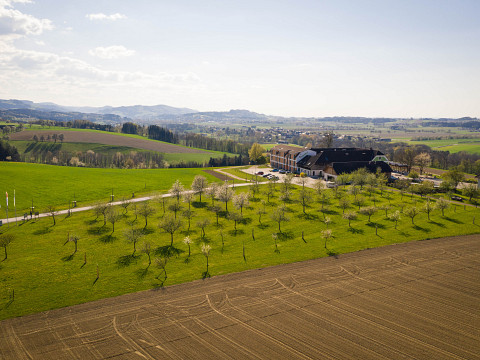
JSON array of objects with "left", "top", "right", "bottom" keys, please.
[{"left": 0, "top": 0, "right": 479, "bottom": 118}]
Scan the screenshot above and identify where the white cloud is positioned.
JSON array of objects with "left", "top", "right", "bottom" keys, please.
[
  {"left": 85, "top": 13, "right": 126, "bottom": 21},
  {"left": 0, "top": 44, "right": 200, "bottom": 92},
  {"left": 0, "top": 0, "right": 53, "bottom": 39},
  {"left": 89, "top": 45, "right": 135, "bottom": 59}
]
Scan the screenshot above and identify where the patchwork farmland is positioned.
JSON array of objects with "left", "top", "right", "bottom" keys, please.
[
  {"left": 9, "top": 130, "right": 207, "bottom": 154},
  {"left": 1, "top": 235, "right": 478, "bottom": 359}
]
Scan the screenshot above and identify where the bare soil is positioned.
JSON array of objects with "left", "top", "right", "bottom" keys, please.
[
  {"left": 203, "top": 169, "right": 233, "bottom": 181},
  {"left": 10, "top": 130, "right": 207, "bottom": 153},
  {"left": 1, "top": 234, "right": 479, "bottom": 359}
]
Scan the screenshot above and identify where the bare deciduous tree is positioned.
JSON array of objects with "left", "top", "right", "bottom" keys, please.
[
  {"left": 169, "top": 180, "right": 184, "bottom": 204},
  {"left": 201, "top": 243, "right": 211, "bottom": 278},
  {"left": 124, "top": 227, "right": 144, "bottom": 255},
  {"left": 196, "top": 218, "right": 211, "bottom": 238},
  {"left": 139, "top": 202, "right": 155, "bottom": 229},
  {"left": 191, "top": 175, "right": 208, "bottom": 202},
  {"left": 270, "top": 206, "right": 289, "bottom": 233},
  {"left": 46, "top": 205, "right": 58, "bottom": 226},
  {"left": 404, "top": 206, "right": 420, "bottom": 225},
  {"left": 216, "top": 183, "right": 234, "bottom": 212},
  {"left": 0, "top": 233, "right": 14, "bottom": 260},
  {"left": 159, "top": 216, "right": 183, "bottom": 246},
  {"left": 232, "top": 192, "right": 250, "bottom": 215},
  {"left": 342, "top": 211, "right": 357, "bottom": 227}
]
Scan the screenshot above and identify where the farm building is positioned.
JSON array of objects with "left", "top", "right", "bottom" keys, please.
[{"left": 269, "top": 145, "right": 392, "bottom": 180}]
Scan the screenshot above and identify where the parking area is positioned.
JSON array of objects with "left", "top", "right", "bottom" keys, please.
[{"left": 242, "top": 166, "right": 324, "bottom": 189}]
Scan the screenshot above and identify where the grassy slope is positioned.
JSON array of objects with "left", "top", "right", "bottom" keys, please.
[
  {"left": 11, "top": 140, "right": 231, "bottom": 164},
  {"left": 408, "top": 138, "right": 480, "bottom": 154},
  {"left": 17, "top": 127, "right": 236, "bottom": 159},
  {"left": 0, "top": 162, "right": 221, "bottom": 212},
  {"left": 1, "top": 183, "right": 479, "bottom": 320}
]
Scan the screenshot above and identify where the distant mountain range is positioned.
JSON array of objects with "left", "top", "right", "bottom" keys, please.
[
  {"left": 0, "top": 99, "right": 196, "bottom": 122},
  {"left": 0, "top": 99, "right": 477, "bottom": 125}
]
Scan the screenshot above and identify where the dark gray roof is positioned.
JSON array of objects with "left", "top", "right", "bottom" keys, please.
[
  {"left": 331, "top": 161, "right": 392, "bottom": 175},
  {"left": 297, "top": 148, "right": 386, "bottom": 170}
]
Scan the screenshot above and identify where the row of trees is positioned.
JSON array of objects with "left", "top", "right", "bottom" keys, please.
[
  {"left": 32, "top": 133, "right": 64, "bottom": 143},
  {"left": 22, "top": 149, "right": 168, "bottom": 169}
]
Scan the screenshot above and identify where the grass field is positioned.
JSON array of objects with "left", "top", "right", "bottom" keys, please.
[
  {"left": 1, "top": 181, "right": 479, "bottom": 320},
  {"left": 0, "top": 162, "right": 222, "bottom": 212},
  {"left": 262, "top": 143, "right": 302, "bottom": 150},
  {"left": 408, "top": 138, "right": 480, "bottom": 154}
]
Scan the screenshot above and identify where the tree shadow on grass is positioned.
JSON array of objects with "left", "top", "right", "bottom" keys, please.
[
  {"left": 180, "top": 229, "right": 197, "bottom": 236},
  {"left": 155, "top": 245, "right": 183, "bottom": 257},
  {"left": 84, "top": 218, "right": 97, "bottom": 225},
  {"left": 228, "top": 229, "right": 245, "bottom": 236},
  {"left": 428, "top": 220, "right": 446, "bottom": 228},
  {"left": 135, "top": 267, "right": 150, "bottom": 279},
  {"left": 192, "top": 201, "right": 206, "bottom": 208},
  {"left": 239, "top": 217, "right": 252, "bottom": 225},
  {"left": 347, "top": 227, "right": 364, "bottom": 234},
  {"left": 99, "top": 234, "right": 117, "bottom": 243},
  {"left": 366, "top": 222, "right": 386, "bottom": 229},
  {"left": 297, "top": 213, "right": 319, "bottom": 221},
  {"left": 326, "top": 249, "right": 339, "bottom": 257},
  {"left": 61, "top": 253, "right": 74, "bottom": 262},
  {"left": 1, "top": 298, "right": 14, "bottom": 310},
  {"left": 33, "top": 226, "right": 53, "bottom": 235},
  {"left": 413, "top": 225, "right": 431, "bottom": 233},
  {"left": 87, "top": 225, "right": 109, "bottom": 235},
  {"left": 142, "top": 227, "right": 155, "bottom": 235},
  {"left": 276, "top": 231, "right": 294, "bottom": 241},
  {"left": 444, "top": 217, "right": 463, "bottom": 224},
  {"left": 399, "top": 231, "right": 411, "bottom": 237},
  {"left": 117, "top": 254, "right": 140, "bottom": 267},
  {"left": 257, "top": 223, "right": 270, "bottom": 230},
  {"left": 323, "top": 209, "right": 339, "bottom": 216}
]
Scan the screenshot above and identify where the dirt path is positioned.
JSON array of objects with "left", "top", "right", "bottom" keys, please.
[{"left": 1, "top": 234, "right": 479, "bottom": 359}]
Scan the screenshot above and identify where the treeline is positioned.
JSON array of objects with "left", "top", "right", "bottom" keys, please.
[
  {"left": 21, "top": 149, "right": 168, "bottom": 169},
  {"left": 207, "top": 154, "right": 249, "bottom": 167},
  {"left": 424, "top": 120, "right": 480, "bottom": 129},
  {"left": 147, "top": 125, "right": 178, "bottom": 143},
  {"left": 30, "top": 119, "right": 116, "bottom": 132},
  {"left": 182, "top": 133, "right": 250, "bottom": 155},
  {"left": 0, "top": 140, "right": 20, "bottom": 161},
  {"left": 374, "top": 143, "right": 480, "bottom": 175}
]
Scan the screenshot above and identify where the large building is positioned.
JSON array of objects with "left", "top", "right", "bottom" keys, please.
[{"left": 269, "top": 145, "right": 392, "bottom": 180}]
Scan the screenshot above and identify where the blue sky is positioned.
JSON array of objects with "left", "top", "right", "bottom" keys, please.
[{"left": 0, "top": 0, "right": 479, "bottom": 117}]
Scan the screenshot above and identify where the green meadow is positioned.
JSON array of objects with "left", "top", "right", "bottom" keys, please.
[
  {"left": 1, "top": 179, "right": 479, "bottom": 320},
  {"left": 0, "top": 162, "right": 221, "bottom": 212},
  {"left": 408, "top": 138, "right": 480, "bottom": 154}
]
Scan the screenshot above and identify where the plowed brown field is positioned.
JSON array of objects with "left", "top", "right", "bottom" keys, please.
[
  {"left": 10, "top": 130, "right": 206, "bottom": 153},
  {"left": 1, "top": 235, "right": 479, "bottom": 359}
]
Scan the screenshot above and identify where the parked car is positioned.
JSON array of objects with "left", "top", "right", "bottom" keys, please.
[
  {"left": 272, "top": 169, "right": 279, "bottom": 172},
  {"left": 262, "top": 174, "right": 269, "bottom": 178},
  {"left": 451, "top": 196, "right": 463, "bottom": 202},
  {"left": 326, "top": 181, "right": 337, "bottom": 188},
  {"left": 279, "top": 170, "right": 286, "bottom": 174},
  {"left": 256, "top": 171, "right": 264, "bottom": 175}
]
